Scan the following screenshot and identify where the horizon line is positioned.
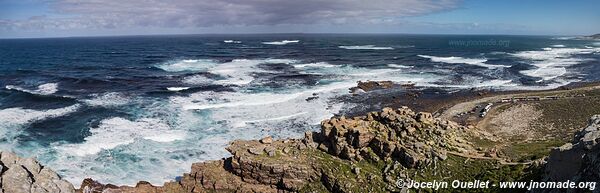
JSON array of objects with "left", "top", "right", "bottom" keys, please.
[{"left": 0, "top": 32, "right": 588, "bottom": 40}]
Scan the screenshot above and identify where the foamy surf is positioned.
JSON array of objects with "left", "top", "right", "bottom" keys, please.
[
  {"left": 223, "top": 40, "right": 242, "bottom": 43},
  {"left": 180, "top": 91, "right": 305, "bottom": 110},
  {"left": 5, "top": 82, "right": 59, "bottom": 95},
  {"left": 293, "top": 62, "right": 337, "bottom": 68},
  {"left": 167, "top": 87, "right": 190, "bottom": 92},
  {"left": 182, "top": 75, "right": 213, "bottom": 85},
  {"left": 157, "top": 59, "right": 218, "bottom": 72},
  {"left": 57, "top": 117, "right": 186, "bottom": 156},
  {"left": 158, "top": 58, "right": 298, "bottom": 86},
  {"left": 83, "top": 92, "right": 131, "bottom": 107},
  {"left": 387, "top": 64, "right": 414, "bottom": 69},
  {"left": 418, "top": 55, "right": 509, "bottom": 69},
  {"left": 338, "top": 45, "right": 394, "bottom": 50},
  {"left": 511, "top": 47, "right": 600, "bottom": 81},
  {"left": 0, "top": 104, "right": 81, "bottom": 142},
  {"left": 262, "top": 40, "right": 300, "bottom": 45}
]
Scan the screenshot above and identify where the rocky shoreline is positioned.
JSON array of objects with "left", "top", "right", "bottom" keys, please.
[
  {"left": 0, "top": 152, "right": 74, "bottom": 193},
  {"left": 3, "top": 104, "right": 600, "bottom": 192}
]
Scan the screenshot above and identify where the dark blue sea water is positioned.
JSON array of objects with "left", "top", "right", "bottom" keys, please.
[{"left": 1, "top": 34, "right": 599, "bottom": 185}]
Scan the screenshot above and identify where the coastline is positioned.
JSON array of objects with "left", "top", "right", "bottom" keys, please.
[
  {"left": 71, "top": 80, "right": 600, "bottom": 192},
  {"left": 3, "top": 81, "right": 600, "bottom": 192}
]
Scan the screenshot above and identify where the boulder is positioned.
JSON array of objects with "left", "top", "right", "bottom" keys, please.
[
  {"left": 2, "top": 165, "right": 33, "bottom": 193},
  {"left": 19, "top": 157, "right": 41, "bottom": 175},
  {"left": 260, "top": 136, "right": 273, "bottom": 144},
  {"left": 0, "top": 151, "right": 19, "bottom": 165},
  {"left": 0, "top": 152, "right": 75, "bottom": 193}
]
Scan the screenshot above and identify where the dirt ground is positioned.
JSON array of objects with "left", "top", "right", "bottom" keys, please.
[{"left": 478, "top": 103, "right": 543, "bottom": 141}]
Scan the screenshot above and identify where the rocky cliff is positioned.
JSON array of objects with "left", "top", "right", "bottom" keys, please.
[
  {"left": 74, "top": 106, "right": 477, "bottom": 193},
  {"left": 0, "top": 151, "right": 75, "bottom": 193},
  {"left": 536, "top": 115, "right": 600, "bottom": 193}
]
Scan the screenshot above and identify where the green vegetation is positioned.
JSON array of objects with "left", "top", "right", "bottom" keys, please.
[
  {"left": 502, "top": 140, "right": 564, "bottom": 161},
  {"left": 302, "top": 149, "right": 389, "bottom": 193},
  {"left": 407, "top": 155, "right": 542, "bottom": 193},
  {"left": 534, "top": 97, "right": 600, "bottom": 139}
]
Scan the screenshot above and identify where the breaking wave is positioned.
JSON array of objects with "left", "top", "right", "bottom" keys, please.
[
  {"left": 338, "top": 45, "right": 394, "bottom": 50},
  {"left": 418, "top": 55, "right": 509, "bottom": 69},
  {"left": 262, "top": 40, "right": 300, "bottom": 45},
  {"left": 5, "top": 83, "right": 59, "bottom": 95},
  {"left": 57, "top": 117, "right": 186, "bottom": 156},
  {"left": 511, "top": 47, "right": 600, "bottom": 81}
]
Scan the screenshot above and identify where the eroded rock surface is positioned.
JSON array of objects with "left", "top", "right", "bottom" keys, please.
[
  {"left": 0, "top": 151, "right": 75, "bottom": 193},
  {"left": 537, "top": 115, "right": 600, "bottom": 193}
]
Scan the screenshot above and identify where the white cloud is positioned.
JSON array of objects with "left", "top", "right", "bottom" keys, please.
[{"left": 1, "top": 0, "right": 462, "bottom": 30}]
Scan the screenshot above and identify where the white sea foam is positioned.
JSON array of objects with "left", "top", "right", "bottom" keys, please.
[
  {"left": 387, "top": 64, "right": 414, "bottom": 69},
  {"left": 551, "top": 44, "right": 566, "bottom": 48},
  {"left": 5, "top": 83, "right": 59, "bottom": 95},
  {"left": 511, "top": 47, "right": 600, "bottom": 81},
  {"left": 182, "top": 75, "right": 213, "bottom": 85},
  {"left": 57, "top": 117, "right": 186, "bottom": 156},
  {"left": 223, "top": 40, "right": 242, "bottom": 43},
  {"left": 552, "top": 36, "right": 576, "bottom": 40},
  {"left": 521, "top": 67, "right": 568, "bottom": 81},
  {"left": 41, "top": 99, "right": 228, "bottom": 187},
  {"left": 37, "top": 83, "right": 59, "bottom": 95},
  {"left": 159, "top": 59, "right": 297, "bottom": 86},
  {"left": 262, "top": 40, "right": 300, "bottom": 45},
  {"left": 180, "top": 91, "right": 305, "bottom": 110},
  {"left": 0, "top": 104, "right": 81, "bottom": 131},
  {"left": 167, "top": 87, "right": 190, "bottom": 92},
  {"left": 418, "top": 55, "right": 509, "bottom": 69},
  {"left": 233, "top": 112, "right": 308, "bottom": 128},
  {"left": 420, "top": 78, "right": 517, "bottom": 90},
  {"left": 83, "top": 92, "right": 131, "bottom": 107},
  {"left": 338, "top": 45, "right": 394, "bottom": 50},
  {"left": 293, "top": 62, "right": 337, "bottom": 68},
  {"left": 209, "top": 59, "right": 271, "bottom": 85},
  {"left": 157, "top": 59, "right": 218, "bottom": 72}
]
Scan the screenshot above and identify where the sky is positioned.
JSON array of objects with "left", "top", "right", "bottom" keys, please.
[{"left": 0, "top": 0, "right": 598, "bottom": 38}]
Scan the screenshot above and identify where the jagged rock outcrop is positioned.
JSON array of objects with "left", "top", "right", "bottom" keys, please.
[
  {"left": 0, "top": 151, "right": 75, "bottom": 193},
  {"left": 536, "top": 115, "right": 600, "bottom": 193},
  {"left": 78, "top": 107, "right": 474, "bottom": 193},
  {"left": 352, "top": 80, "right": 394, "bottom": 92},
  {"left": 316, "top": 107, "right": 474, "bottom": 168}
]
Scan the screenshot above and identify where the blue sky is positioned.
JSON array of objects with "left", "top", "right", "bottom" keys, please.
[{"left": 0, "top": 0, "right": 598, "bottom": 38}]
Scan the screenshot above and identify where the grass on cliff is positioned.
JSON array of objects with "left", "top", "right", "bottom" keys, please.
[
  {"left": 406, "top": 155, "right": 542, "bottom": 193},
  {"left": 534, "top": 96, "right": 600, "bottom": 139},
  {"left": 300, "top": 149, "right": 389, "bottom": 193}
]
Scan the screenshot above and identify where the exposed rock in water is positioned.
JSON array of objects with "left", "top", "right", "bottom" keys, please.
[
  {"left": 535, "top": 115, "right": 600, "bottom": 192},
  {"left": 77, "top": 107, "right": 476, "bottom": 193},
  {"left": 350, "top": 80, "right": 394, "bottom": 93},
  {"left": 0, "top": 151, "right": 75, "bottom": 193}
]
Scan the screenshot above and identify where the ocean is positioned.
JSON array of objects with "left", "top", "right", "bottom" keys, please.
[{"left": 0, "top": 34, "right": 599, "bottom": 186}]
